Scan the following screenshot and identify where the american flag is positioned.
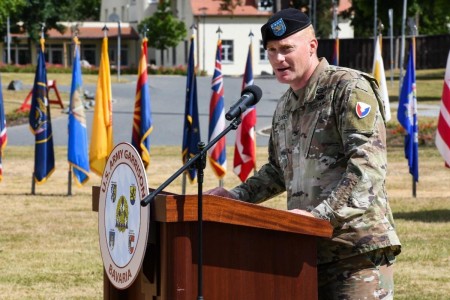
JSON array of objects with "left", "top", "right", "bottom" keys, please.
[
  {"left": 435, "top": 50, "right": 450, "bottom": 167},
  {"left": 233, "top": 41, "right": 256, "bottom": 182},
  {"left": 208, "top": 39, "right": 227, "bottom": 178}
]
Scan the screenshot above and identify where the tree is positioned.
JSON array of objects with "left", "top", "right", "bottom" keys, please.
[
  {"left": 342, "top": 0, "right": 450, "bottom": 37},
  {"left": 58, "top": 0, "right": 101, "bottom": 22},
  {"left": 138, "top": 0, "right": 187, "bottom": 65},
  {"left": 0, "top": 0, "right": 26, "bottom": 38},
  {"left": 0, "top": 0, "right": 101, "bottom": 49},
  {"left": 290, "top": 0, "right": 333, "bottom": 38}
]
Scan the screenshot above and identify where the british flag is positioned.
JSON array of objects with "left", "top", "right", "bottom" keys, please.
[
  {"left": 233, "top": 41, "right": 256, "bottom": 182},
  {"left": 208, "top": 39, "right": 227, "bottom": 178}
]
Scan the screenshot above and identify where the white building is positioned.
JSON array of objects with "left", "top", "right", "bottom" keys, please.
[{"left": 101, "top": 0, "right": 275, "bottom": 76}]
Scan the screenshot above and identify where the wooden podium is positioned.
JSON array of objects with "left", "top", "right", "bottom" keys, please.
[{"left": 92, "top": 187, "right": 333, "bottom": 300}]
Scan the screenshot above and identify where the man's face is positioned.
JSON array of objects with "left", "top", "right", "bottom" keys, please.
[{"left": 266, "top": 29, "right": 316, "bottom": 89}]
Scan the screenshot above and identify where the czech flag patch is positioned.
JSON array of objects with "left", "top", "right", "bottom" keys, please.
[{"left": 355, "top": 102, "right": 371, "bottom": 118}]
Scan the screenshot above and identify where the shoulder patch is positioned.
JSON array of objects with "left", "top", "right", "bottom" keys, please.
[
  {"left": 355, "top": 102, "right": 371, "bottom": 118},
  {"left": 343, "top": 81, "right": 378, "bottom": 134}
]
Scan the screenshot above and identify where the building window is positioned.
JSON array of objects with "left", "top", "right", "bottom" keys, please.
[
  {"left": 4, "top": 46, "right": 30, "bottom": 65},
  {"left": 109, "top": 45, "right": 129, "bottom": 67},
  {"left": 121, "top": 5, "right": 126, "bottom": 21},
  {"left": 258, "top": 0, "right": 273, "bottom": 11},
  {"left": 259, "top": 40, "right": 268, "bottom": 61},
  {"left": 81, "top": 44, "right": 96, "bottom": 66},
  {"left": 221, "top": 40, "right": 233, "bottom": 63},
  {"left": 45, "top": 45, "right": 63, "bottom": 65}
]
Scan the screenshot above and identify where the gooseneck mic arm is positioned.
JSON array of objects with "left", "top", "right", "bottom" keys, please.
[{"left": 140, "top": 117, "right": 242, "bottom": 207}]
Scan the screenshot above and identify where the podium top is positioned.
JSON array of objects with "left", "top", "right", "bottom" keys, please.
[
  {"left": 92, "top": 186, "right": 332, "bottom": 239},
  {"left": 153, "top": 194, "right": 333, "bottom": 238}
]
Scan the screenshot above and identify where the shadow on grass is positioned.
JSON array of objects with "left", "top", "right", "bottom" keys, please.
[{"left": 394, "top": 209, "right": 450, "bottom": 222}]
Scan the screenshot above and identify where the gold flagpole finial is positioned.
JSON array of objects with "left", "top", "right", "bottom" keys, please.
[{"left": 40, "top": 23, "right": 45, "bottom": 51}]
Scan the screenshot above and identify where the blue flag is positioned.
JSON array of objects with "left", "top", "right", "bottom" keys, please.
[
  {"left": 68, "top": 38, "right": 90, "bottom": 185},
  {"left": 397, "top": 43, "right": 419, "bottom": 182},
  {"left": 29, "top": 39, "right": 55, "bottom": 183},
  {"left": 182, "top": 35, "right": 201, "bottom": 182}
]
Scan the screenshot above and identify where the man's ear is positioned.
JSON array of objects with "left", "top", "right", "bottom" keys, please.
[{"left": 309, "top": 38, "right": 318, "bottom": 54}]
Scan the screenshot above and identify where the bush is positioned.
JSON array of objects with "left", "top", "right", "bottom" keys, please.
[
  {"left": 386, "top": 119, "right": 438, "bottom": 147},
  {"left": 0, "top": 63, "right": 205, "bottom": 76}
]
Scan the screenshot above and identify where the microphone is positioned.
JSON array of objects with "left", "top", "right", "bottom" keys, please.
[{"left": 225, "top": 85, "right": 263, "bottom": 120}]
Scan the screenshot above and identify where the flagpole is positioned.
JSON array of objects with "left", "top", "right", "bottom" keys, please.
[
  {"left": 216, "top": 26, "right": 224, "bottom": 189},
  {"left": 411, "top": 23, "right": 417, "bottom": 198},
  {"left": 68, "top": 166, "right": 72, "bottom": 196},
  {"left": 249, "top": 30, "right": 257, "bottom": 176},
  {"left": 31, "top": 23, "right": 45, "bottom": 195},
  {"left": 399, "top": 0, "right": 408, "bottom": 95}
]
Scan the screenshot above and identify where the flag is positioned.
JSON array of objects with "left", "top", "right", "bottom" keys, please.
[
  {"left": 332, "top": 37, "right": 339, "bottom": 66},
  {"left": 182, "top": 35, "right": 201, "bottom": 182},
  {"left": 373, "top": 37, "right": 391, "bottom": 121},
  {"left": 68, "top": 37, "right": 90, "bottom": 185},
  {"left": 132, "top": 37, "right": 153, "bottom": 169},
  {"left": 435, "top": 50, "right": 450, "bottom": 167},
  {"left": 207, "top": 39, "right": 227, "bottom": 179},
  {"left": 233, "top": 41, "right": 256, "bottom": 182},
  {"left": 29, "top": 38, "right": 55, "bottom": 183},
  {"left": 397, "top": 43, "right": 418, "bottom": 182},
  {"left": 0, "top": 74, "right": 7, "bottom": 182},
  {"left": 89, "top": 36, "right": 113, "bottom": 176}
]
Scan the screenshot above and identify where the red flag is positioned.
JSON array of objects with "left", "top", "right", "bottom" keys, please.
[
  {"left": 436, "top": 50, "right": 450, "bottom": 167},
  {"left": 233, "top": 41, "right": 256, "bottom": 182}
]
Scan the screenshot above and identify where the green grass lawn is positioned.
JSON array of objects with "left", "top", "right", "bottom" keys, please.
[{"left": 0, "top": 69, "right": 449, "bottom": 298}]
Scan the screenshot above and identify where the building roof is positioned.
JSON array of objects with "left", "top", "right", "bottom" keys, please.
[
  {"left": 47, "top": 23, "right": 139, "bottom": 40},
  {"left": 191, "top": 0, "right": 272, "bottom": 17},
  {"left": 338, "top": 0, "right": 352, "bottom": 13}
]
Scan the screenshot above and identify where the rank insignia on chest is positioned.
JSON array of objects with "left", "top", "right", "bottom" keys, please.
[{"left": 355, "top": 102, "right": 371, "bottom": 118}]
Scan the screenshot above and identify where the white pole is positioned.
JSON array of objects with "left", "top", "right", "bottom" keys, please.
[
  {"left": 389, "top": 9, "right": 394, "bottom": 86},
  {"left": 399, "top": 0, "right": 408, "bottom": 94},
  {"left": 7, "top": 17, "right": 11, "bottom": 64}
]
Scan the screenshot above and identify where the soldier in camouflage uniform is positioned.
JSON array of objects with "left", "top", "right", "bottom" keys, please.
[{"left": 207, "top": 8, "right": 401, "bottom": 299}]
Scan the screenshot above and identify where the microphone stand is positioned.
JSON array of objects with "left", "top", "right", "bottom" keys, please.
[{"left": 141, "top": 116, "right": 242, "bottom": 300}]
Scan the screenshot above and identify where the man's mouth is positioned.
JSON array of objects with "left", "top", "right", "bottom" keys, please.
[{"left": 277, "top": 66, "right": 290, "bottom": 72}]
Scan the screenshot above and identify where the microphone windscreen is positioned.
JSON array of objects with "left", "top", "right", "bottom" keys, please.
[{"left": 241, "top": 85, "right": 263, "bottom": 104}]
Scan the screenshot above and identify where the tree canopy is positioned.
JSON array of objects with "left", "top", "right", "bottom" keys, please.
[
  {"left": 137, "top": 0, "right": 187, "bottom": 65},
  {"left": 0, "top": 0, "right": 101, "bottom": 43},
  {"left": 342, "top": 0, "right": 450, "bottom": 37}
]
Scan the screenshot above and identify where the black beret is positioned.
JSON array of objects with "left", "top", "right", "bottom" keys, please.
[{"left": 261, "top": 8, "right": 311, "bottom": 49}]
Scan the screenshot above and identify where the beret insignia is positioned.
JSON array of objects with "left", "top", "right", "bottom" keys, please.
[{"left": 271, "top": 18, "right": 286, "bottom": 37}]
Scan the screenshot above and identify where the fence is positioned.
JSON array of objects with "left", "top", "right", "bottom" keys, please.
[{"left": 317, "top": 34, "right": 450, "bottom": 72}]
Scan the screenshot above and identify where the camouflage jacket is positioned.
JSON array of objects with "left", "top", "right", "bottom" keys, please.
[{"left": 230, "top": 58, "right": 401, "bottom": 264}]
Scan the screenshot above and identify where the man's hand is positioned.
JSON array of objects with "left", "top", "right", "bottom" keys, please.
[
  {"left": 289, "top": 209, "right": 316, "bottom": 218},
  {"left": 204, "top": 187, "right": 239, "bottom": 200}
]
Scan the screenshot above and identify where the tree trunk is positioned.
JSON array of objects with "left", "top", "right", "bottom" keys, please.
[{"left": 160, "top": 49, "right": 165, "bottom": 66}]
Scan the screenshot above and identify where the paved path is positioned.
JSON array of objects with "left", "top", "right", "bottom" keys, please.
[
  {"left": 7, "top": 75, "right": 440, "bottom": 147},
  {"left": 8, "top": 75, "right": 287, "bottom": 147}
]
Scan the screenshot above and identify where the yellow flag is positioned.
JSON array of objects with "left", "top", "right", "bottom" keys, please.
[{"left": 89, "top": 37, "right": 113, "bottom": 176}]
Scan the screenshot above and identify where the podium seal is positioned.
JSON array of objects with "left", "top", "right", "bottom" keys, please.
[{"left": 98, "top": 142, "right": 149, "bottom": 289}]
